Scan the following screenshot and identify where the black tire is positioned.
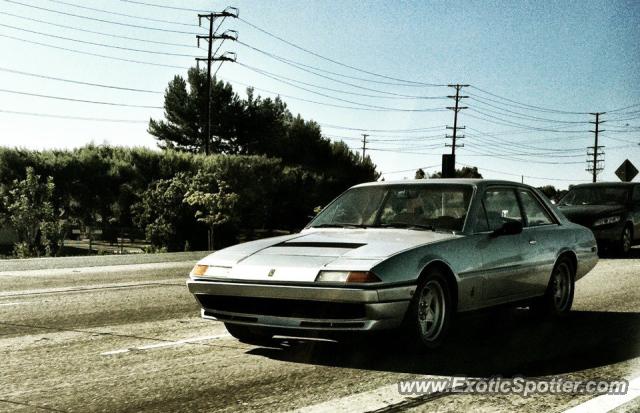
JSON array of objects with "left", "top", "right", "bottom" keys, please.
[
  {"left": 531, "top": 257, "right": 575, "bottom": 317},
  {"left": 404, "top": 268, "right": 453, "bottom": 351},
  {"left": 224, "top": 323, "right": 274, "bottom": 346},
  {"left": 616, "top": 225, "right": 633, "bottom": 257}
]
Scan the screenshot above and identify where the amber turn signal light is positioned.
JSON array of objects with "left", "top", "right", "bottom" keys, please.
[{"left": 191, "top": 264, "right": 208, "bottom": 276}]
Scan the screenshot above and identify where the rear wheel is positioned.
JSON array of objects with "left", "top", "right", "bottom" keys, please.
[
  {"left": 532, "top": 257, "right": 574, "bottom": 317},
  {"left": 617, "top": 225, "right": 633, "bottom": 256},
  {"left": 405, "top": 269, "right": 453, "bottom": 350},
  {"left": 224, "top": 323, "right": 274, "bottom": 346}
]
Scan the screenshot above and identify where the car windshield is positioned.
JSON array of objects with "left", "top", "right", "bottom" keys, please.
[
  {"left": 309, "top": 184, "right": 473, "bottom": 232},
  {"left": 559, "top": 186, "right": 630, "bottom": 206}
]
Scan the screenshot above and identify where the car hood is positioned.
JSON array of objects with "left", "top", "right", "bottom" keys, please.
[
  {"left": 197, "top": 228, "right": 459, "bottom": 283},
  {"left": 558, "top": 204, "right": 626, "bottom": 226}
]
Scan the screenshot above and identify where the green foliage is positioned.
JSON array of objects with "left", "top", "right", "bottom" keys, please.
[
  {"left": 0, "top": 167, "right": 63, "bottom": 257},
  {"left": 148, "top": 68, "right": 379, "bottom": 183},
  {"left": 415, "top": 168, "right": 426, "bottom": 179},
  {"left": 131, "top": 172, "right": 197, "bottom": 252},
  {"left": 184, "top": 170, "right": 240, "bottom": 250},
  {"left": 430, "top": 166, "right": 483, "bottom": 179}
]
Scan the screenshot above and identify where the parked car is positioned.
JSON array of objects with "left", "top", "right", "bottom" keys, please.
[
  {"left": 557, "top": 182, "right": 640, "bottom": 255},
  {"left": 187, "top": 179, "right": 598, "bottom": 350}
]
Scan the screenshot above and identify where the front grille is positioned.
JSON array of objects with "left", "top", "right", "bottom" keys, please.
[{"left": 196, "top": 295, "right": 366, "bottom": 319}]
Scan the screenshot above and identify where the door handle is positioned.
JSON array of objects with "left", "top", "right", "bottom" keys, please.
[{"left": 529, "top": 240, "right": 537, "bottom": 245}]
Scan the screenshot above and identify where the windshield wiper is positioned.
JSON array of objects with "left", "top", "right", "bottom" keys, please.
[
  {"left": 310, "top": 223, "right": 368, "bottom": 229},
  {"left": 377, "top": 223, "right": 434, "bottom": 231}
]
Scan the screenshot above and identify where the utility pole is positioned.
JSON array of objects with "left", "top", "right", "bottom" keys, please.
[
  {"left": 195, "top": 7, "right": 238, "bottom": 155},
  {"left": 361, "top": 134, "right": 368, "bottom": 161},
  {"left": 445, "top": 84, "right": 469, "bottom": 157},
  {"left": 586, "top": 112, "right": 606, "bottom": 182}
]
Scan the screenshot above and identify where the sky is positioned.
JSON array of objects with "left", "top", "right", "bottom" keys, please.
[{"left": 0, "top": 0, "right": 638, "bottom": 188}]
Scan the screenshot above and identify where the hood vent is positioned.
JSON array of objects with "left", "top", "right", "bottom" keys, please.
[{"left": 277, "top": 241, "right": 366, "bottom": 249}]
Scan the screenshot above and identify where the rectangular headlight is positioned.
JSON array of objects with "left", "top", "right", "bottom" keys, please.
[
  {"left": 593, "top": 216, "right": 621, "bottom": 227},
  {"left": 316, "top": 270, "right": 381, "bottom": 283}
]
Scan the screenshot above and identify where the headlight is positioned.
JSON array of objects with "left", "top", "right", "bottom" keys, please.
[
  {"left": 190, "top": 265, "right": 231, "bottom": 277},
  {"left": 593, "top": 216, "right": 621, "bottom": 227},
  {"left": 315, "top": 270, "right": 381, "bottom": 283}
]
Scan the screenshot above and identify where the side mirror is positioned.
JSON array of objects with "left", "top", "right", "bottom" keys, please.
[{"left": 490, "top": 220, "right": 523, "bottom": 238}]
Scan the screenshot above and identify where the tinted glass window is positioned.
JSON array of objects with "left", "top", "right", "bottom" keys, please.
[
  {"left": 519, "top": 190, "right": 554, "bottom": 227},
  {"left": 483, "top": 188, "right": 523, "bottom": 231},
  {"left": 310, "top": 185, "right": 473, "bottom": 231},
  {"left": 560, "top": 186, "right": 630, "bottom": 206}
]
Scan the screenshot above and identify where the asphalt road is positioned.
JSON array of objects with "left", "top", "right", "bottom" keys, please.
[{"left": 1, "top": 251, "right": 639, "bottom": 413}]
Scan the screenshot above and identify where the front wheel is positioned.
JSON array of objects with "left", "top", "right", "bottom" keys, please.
[
  {"left": 531, "top": 258, "right": 575, "bottom": 317},
  {"left": 617, "top": 226, "right": 633, "bottom": 256},
  {"left": 224, "top": 323, "right": 274, "bottom": 346},
  {"left": 404, "top": 269, "right": 453, "bottom": 350}
]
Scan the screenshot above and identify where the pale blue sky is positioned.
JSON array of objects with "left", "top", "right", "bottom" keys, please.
[{"left": 0, "top": 0, "right": 638, "bottom": 188}]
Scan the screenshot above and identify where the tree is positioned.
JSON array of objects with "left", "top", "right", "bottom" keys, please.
[
  {"left": 0, "top": 167, "right": 63, "bottom": 257},
  {"left": 431, "top": 166, "right": 483, "bottom": 179},
  {"left": 183, "top": 171, "right": 239, "bottom": 250},
  {"left": 131, "top": 173, "right": 198, "bottom": 252},
  {"left": 415, "top": 168, "right": 426, "bottom": 179},
  {"left": 148, "top": 68, "right": 243, "bottom": 154}
]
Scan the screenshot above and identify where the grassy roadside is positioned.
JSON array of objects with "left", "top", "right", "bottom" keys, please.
[{"left": 0, "top": 251, "right": 210, "bottom": 272}]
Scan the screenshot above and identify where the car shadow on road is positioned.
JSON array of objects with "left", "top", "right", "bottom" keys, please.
[{"left": 247, "top": 309, "right": 640, "bottom": 377}]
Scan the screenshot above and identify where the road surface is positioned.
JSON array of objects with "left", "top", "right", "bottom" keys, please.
[{"left": 1, "top": 251, "right": 639, "bottom": 412}]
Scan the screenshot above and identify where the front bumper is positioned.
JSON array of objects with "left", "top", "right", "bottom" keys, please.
[{"left": 187, "top": 279, "right": 414, "bottom": 332}]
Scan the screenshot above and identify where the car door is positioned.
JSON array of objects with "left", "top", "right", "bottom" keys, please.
[
  {"left": 516, "top": 188, "right": 560, "bottom": 295},
  {"left": 474, "top": 186, "right": 529, "bottom": 301},
  {"left": 632, "top": 185, "right": 640, "bottom": 242}
]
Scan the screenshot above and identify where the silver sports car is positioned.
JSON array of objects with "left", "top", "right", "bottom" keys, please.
[{"left": 187, "top": 179, "right": 598, "bottom": 349}]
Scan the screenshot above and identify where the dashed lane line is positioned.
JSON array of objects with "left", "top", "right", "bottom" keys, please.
[{"left": 100, "top": 333, "right": 232, "bottom": 355}]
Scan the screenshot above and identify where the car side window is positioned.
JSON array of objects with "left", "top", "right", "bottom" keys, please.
[
  {"left": 483, "top": 188, "right": 523, "bottom": 231},
  {"left": 518, "top": 190, "right": 555, "bottom": 227}
]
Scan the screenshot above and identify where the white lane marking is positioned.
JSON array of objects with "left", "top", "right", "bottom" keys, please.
[
  {"left": 100, "top": 333, "right": 231, "bottom": 356},
  {"left": 290, "top": 376, "right": 453, "bottom": 413},
  {"left": 562, "top": 375, "right": 640, "bottom": 413},
  {"left": 0, "top": 280, "right": 181, "bottom": 298},
  {"left": 0, "top": 261, "right": 194, "bottom": 277},
  {"left": 0, "top": 302, "right": 27, "bottom": 306}
]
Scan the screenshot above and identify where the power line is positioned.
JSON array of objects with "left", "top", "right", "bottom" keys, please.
[
  {"left": 465, "top": 111, "right": 590, "bottom": 133},
  {"left": 0, "top": 33, "right": 189, "bottom": 69},
  {"left": 458, "top": 163, "right": 590, "bottom": 182},
  {"left": 118, "top": 0, "right": 208, "bottom": 12},
  {"left": 2, "top": 0, "right": 199, "bottom": 35},
  {"left": 0, "top": 22, "right": 195, "bottom": 57},
  {"left": 237, "top": 62, "right": 446, "bottom": 112},
  {"left": 0, "top": 108, "right": 148, "bottom": 123},
  {"left": 236, "top": 62, "right": 445, "bottom": 100},
  {"left": 45, "top": 0, "right": 201, "bottom": 27},
  {"left": 0, "top": 67, "right": 161, "bottom": 93},
  {"left": 469, "top": 86, "right": 591, "bottom": 115},
  {"left": 468, "top": 95, "right": 588, "bottom": 124},
  {"left": 237, "top": 17, "right": 444, "bottom": 87},
  {"left": 237, "top": 41, "right": 439, "bottom": 89},
  {"left": 0, "top": 10, "right": 197, "bottom": 49},
  {"left": 319, "top": 123, "right": 448, "bottom": 133},
  {"left": 0, "top": 88, "right": 162, "bottom": 109},
  {"left": 224, "top": 77, "right": 431, "bottom": 112}
]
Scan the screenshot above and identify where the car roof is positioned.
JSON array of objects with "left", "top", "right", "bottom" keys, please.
[
  {"left": 570, "top": 182, "right": 636, "bottom": 188},
  {"left": 352, "top": 178, "right": 531, "bottom": 189}
]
